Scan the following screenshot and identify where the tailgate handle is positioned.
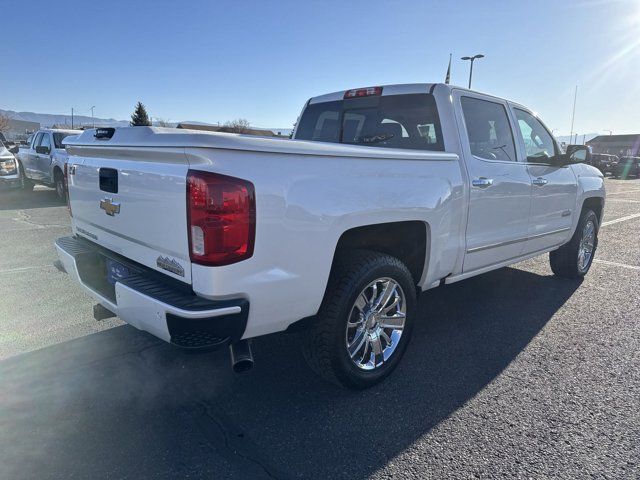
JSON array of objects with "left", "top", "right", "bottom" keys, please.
[{"left": 99, "top": 168, "right": 118, "bottom": 194}]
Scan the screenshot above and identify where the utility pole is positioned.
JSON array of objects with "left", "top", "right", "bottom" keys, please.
[
  {"left": 71, "top": 108, "right": 74, "bottom": 129},
  {"left": 604, "top": 129, "right": 612, "bottom": 136},
  {"left": 461, "top": 54, "right": 485, "bottom": 89},
  {"left": 569, "top": 85, "right": 577, "bottom": 143},
  {"left": 91, "top": 106, "right": 95, "bottom": 127},
  {"left": 582, "top": 134, "right": 586, "bottom": 145}
]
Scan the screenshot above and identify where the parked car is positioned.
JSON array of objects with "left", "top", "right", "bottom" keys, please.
[
  {"left": 17, "top": 128, "right": 81, "bottom": 198},
  {"left": 611, "top": 156, "right": 640, "bottom": 179},
  {"left": 0, "top": 139, "right": 22, "bottom": 191},
  {"left": 55, "top": 83, "right": 605, "bottom": 389},
  {"left": 588, "top": 153, "right": 618, "bottom": 175}
]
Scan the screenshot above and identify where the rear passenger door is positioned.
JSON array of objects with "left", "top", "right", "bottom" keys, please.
[
  {"left": 510, "top": 107, "right": 578, "bottom": 253},
  {"left": 35, "top": 132, "right": 53, "bottom": 182},
  {"left": 25, "top": 132, "right": 44, "bottom": 179},
  {"left": 454, "top": 92, "right": 533, "bottom": 272}
]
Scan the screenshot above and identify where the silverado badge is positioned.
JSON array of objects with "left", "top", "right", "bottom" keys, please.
[
  {"left": 99, "top": 198, "right": 121, "bottom": 216},
  {"left": 156, "top": 256, "right": 185, "bottom": 277}
]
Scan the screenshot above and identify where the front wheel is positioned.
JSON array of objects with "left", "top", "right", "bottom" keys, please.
[
  {"left": 302, "top": 250, "right": 417, "bottom": 389},
  {"left": 550, "top": 209, "right": 599, "bottom": 278},
  {"left": 53, "top": 170, "right": 65, "bottom": 200},
  {"left": 18, "top": 161, "right": 34, "bottom": 191}
]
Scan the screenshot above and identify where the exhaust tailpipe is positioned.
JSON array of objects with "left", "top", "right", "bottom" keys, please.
[{"left": 230, "top": 340, "right": 254, "bottom": 373}]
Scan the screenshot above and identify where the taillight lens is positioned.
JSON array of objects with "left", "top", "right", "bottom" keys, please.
[
  {"left": 64, "top": 163, "right": 72, "bottom": 217},
  {"left": 187, "top": 170, "right": 256, "bottom": 266}
]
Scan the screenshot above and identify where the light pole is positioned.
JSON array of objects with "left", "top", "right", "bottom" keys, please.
[
  {"left": 603, "top": 129, "right": 612, "bottom": 136},
  {"left": 461, "top": 54, "right": 484, "bottom": 89},
  {"left": 90, "top": 106, "right": 95, "bottom": 127}
]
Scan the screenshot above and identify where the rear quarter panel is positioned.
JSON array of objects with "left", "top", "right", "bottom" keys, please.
[{"left": 185, "top": 147, "right": 465, "bottom": 338}]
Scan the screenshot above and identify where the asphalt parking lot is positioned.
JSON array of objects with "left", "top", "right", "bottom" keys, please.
[{"left": 1, "top": 180, "right": 638, "bottom": 479}]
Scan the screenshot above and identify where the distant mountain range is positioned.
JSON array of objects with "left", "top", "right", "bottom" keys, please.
[
  {"left": 0, "top": 108, "right": 129, "bottom": 128},
  {"left": 0, "top": 108, "right": 291, "bottom": 135}
]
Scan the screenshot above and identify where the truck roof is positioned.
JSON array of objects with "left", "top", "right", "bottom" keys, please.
[{"left": 308, "top": 82, "right": 519, "bottom": 107}]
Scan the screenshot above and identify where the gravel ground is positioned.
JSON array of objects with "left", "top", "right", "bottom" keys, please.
[{"left": 0, "top": 179, "right": 638, "bottom": 479}]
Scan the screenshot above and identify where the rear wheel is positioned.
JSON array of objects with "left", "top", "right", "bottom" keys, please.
[
  {"left": 302, "top": 250, "right": 417, "bottom": 389},
  {"left": 549, "top": 209, "right": 599, "bottom": 278}
]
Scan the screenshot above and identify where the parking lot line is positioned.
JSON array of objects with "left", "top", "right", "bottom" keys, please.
[
  {"left": 605, "top": 198, "right": 640, "bottom": 204},
  {"left": 605, "top": 189, "right": 640, "bottom": 196},
  {"left": 601, "top": 213, "right": 640, "bottom": 227},
  {"left": 593, "top": 259, "right": 640, "bottom": 271},
  {"left": 0, "top": 265, "right": 53, "bottom": 275}
]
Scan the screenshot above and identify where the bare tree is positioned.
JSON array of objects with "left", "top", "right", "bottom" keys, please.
[
  {"left": 0, "top": 114, "right": 10, "bottom": 134},
  {"left": 224, "top": 118, "right": 251, "bottom": 134},
  {"left": 155, "top": 118, "right": 173, "bottom": 128}
]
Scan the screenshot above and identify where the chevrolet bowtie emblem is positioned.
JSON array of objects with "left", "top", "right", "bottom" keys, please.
[{"left": 100, "top": 198, "right": 121, "bottom": 216}]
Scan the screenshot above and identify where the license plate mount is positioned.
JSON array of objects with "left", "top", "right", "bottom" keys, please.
[{"left": 106, "top": 258, "right": 131, "bottom": 285}]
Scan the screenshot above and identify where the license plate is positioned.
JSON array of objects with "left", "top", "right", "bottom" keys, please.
[{"left": 106, "top": 258, "right": 131, "bottom": 285}]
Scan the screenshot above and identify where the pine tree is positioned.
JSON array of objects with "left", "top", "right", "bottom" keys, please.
[{"left": 130, "top": 102, "right": 151, "bottom": 126}]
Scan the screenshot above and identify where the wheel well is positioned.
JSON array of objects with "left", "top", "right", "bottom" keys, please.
[
  {"left": 582, "top": 197, "right": 603, "bottom": 224},
  {"left": 333, "top": 221, "right": 428, "bottom": 285}
]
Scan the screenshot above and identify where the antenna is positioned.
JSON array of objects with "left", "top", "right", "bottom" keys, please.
[{"left": 569, "top": 86, "right": 577, "bottom": 143}]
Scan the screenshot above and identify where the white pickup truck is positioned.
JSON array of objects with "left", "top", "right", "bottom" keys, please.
[
  {"left": 56, "top": 83, "right": 604, "bottom": 389},
  {"left": 17, "top": 128, "right": 81, "bottom": 198}
]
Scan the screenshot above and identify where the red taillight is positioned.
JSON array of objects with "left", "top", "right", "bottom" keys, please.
[
  {"left": 187, "top": 170, "right": 256, "bottom": 266},
  {"left": 64, "top": 163, "right": 72, "bottom": 217},
  {"left": 343, "top": 86, "right": 383, "bottom": 99}
]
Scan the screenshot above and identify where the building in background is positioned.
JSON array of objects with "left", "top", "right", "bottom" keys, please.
[
  {"left": 586, "top": 134, "right": 640, "bottom": 157},
  {"left": 1, "top": 119, "right": 40, "bottom": 143}
]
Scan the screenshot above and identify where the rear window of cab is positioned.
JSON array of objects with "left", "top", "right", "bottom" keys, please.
[{"left": 295, "top": 93, "right": 444, "bottom": 151}]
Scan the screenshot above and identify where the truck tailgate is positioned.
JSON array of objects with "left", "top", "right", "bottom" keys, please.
[{"left": 68, "top": 149, "right": 192, "bottom": 283}]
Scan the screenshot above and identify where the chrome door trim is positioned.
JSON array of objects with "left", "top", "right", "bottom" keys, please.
[{"left": 466, "top": 227, "right": 572, "bottom": 254}]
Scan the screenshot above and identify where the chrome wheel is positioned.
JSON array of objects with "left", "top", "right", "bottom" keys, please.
[
  {"left": 345, "top": 277, "right": 406, "bottom": 371},
  {"left": 578, "top": 219, "right": 595, "bottom": 271}
]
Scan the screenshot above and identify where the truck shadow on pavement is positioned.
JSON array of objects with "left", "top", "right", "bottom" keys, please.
[
  {"left": 0, "top": 266, "right": 581, "bottom": 480},
  {"left": 0, "top": 188, "right": 63, "bottom": 210}
]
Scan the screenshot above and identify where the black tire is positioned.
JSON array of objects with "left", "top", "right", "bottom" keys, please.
[
  {"left": 549, "top": 209, "right": 599, "bottom": 278},
  {"left": 54, "top": 171, "right": 65, "bottom": 200},
  {"left": 302, "top": 250, "right": 417, "bottom": 389},
  {"left": 18, "top": 161, "right": 34, "bottom": 191}
]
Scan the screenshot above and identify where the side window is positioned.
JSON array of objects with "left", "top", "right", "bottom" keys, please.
[
  {"left": 513, "top": 109, "right": 556, "bottom": 163},
  {"left": 460, "top": 97, "right": 517, "bottom": 162},
  {"left": 33, "top": 133, "right": 44, "bottom": 148},
  {"left": 40, "top": 133, "right": 51, "bottom": 151}
]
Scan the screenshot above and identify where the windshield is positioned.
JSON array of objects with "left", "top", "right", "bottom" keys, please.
[
  {"left": 295, "top": 93, "right": 444, "bottom": 151},
  {"left": 53, "top": 132, "right": 75, "bottom": 149}
]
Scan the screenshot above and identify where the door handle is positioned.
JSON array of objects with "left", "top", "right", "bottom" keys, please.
[
  {"left": 472, "top": 177, "right": 494, "bottom": 188},
  {"left": 532, "top": 177, "right": 548, "bottom": 186}
]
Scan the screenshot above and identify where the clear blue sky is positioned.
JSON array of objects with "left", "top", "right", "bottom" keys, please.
[{"left": 2, "top": 0, "right": 638, "bottom": 134}]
